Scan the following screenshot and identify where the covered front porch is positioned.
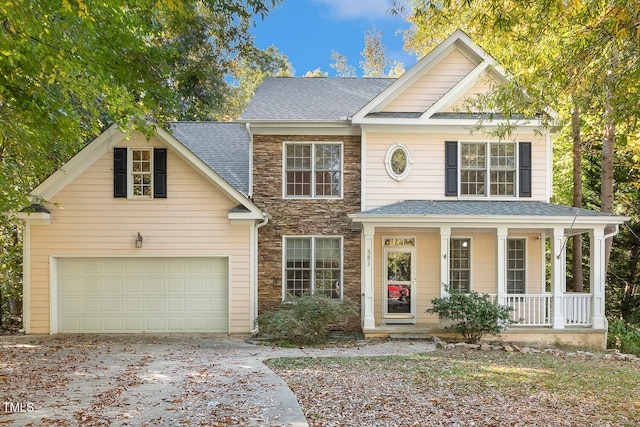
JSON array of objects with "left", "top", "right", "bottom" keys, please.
[{"left": 349, "top": 201, "right": 628, "bottom": 349}]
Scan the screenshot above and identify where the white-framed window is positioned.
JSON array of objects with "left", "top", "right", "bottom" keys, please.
[
  {"left": 450, "top": 238, "right": 471, "bottom": 292},
  {"left": 507, "top": 238, "right": 526, "bottom": 294},
  {"left": 129, "top": 148, "right": 153, "bottom": 199},
  {"left": 284, "top": 236, "right": 342, "bottom": 299},
  {"left": 460, "top": 141, "right": 516, "bottom": 197},
  {"left": 284, "top": 142, "right": 342, "bottom": 198},
  {"left": 384, "top": 143, "right": 412, "bottom": 181}
]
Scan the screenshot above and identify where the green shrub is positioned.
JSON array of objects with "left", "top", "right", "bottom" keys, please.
[
  {"left": 427, "top": 290, "right": 513, "bottom": 343},
  {"left": 607, "top": 319, "right": 640, "bottom": 356},
  {"left": 254, "top": 295, "right": 358, "bottom": 346}
]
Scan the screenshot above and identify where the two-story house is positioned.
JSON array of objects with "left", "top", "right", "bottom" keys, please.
[{"left": 18, "top": 31, "right": 626, "bottom": 349}]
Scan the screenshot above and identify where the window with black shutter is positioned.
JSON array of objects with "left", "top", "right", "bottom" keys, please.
[
  {"left": 113, "top": 147, "right": 167, "bottom": 199},
  {"left": 444, "top": 141, "right": 458, "bottom": 196},
  {"left": 446, "top": 140, "right": 533, "bottom": 197},
  {"left": 519, "top": 142, "right": 532, "bottom": 197}
]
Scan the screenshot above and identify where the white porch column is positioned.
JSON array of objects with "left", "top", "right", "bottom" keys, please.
[
  {"left": 590, "top": 228, "right": 607, "bottom": 329},
  {"left": 440, "top": 226, "right": 451, "bottom": 297},
  {"left": 362, "top": 224, "right": 376, "bottom": 330},
  {"left": 551, "top": 227, "right": 566, "bottom": 329},
  {"left": 496, "top": 227, "right": 508, "bottom": 305}
]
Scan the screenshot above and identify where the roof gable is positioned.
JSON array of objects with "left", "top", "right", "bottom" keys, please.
[
  {"left": 352, "top": 30, "right": 511, "bottom": 125},
  {"left": 31, "top": 123, "right": 262, "bottom": 219}
]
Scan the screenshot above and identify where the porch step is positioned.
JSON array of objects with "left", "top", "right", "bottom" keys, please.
[{"left": 389, "top": 333, "right": 433, "bottom": 341}]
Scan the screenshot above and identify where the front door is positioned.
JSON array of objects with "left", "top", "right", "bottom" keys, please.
[{"left": 383, "top": 240, "right": 416, "bottom": 323}]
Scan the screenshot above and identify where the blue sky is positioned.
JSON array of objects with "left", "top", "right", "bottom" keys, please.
[{"left": 250, "top": 0, "right": 416, "bottom": 77}]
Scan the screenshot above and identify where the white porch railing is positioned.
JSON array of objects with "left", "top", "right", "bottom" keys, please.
[
  {"left": 503, "top": 294, "right": 552, "bottom": 326},
  {"left": 563, "top": 293, "right": 593, "bottom": 326},
  {"left": 492, "top": 293, "right": 594, "bottom": 327}
]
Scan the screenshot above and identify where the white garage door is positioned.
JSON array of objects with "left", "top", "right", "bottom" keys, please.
[{"left": 57, "top": 257, "right": 229, "bottom": 333}]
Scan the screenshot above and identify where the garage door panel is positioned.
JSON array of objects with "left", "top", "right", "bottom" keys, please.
[
  {"left": 82, "top": 298, "right": 101, "bottom": 312},
  {"left": 168, "top": 279, "right": 186, "bottom": 293},
  {"left": 188, "top": 298, "right": 206, "bottom": 311},
  {"left": 146, "top": 279, "right": 165, "bottom": 293},
  {"left": 103, "top": 297, "right": 122, "bottom": 312},
  {"left": 124, "top": 297, "right": 144, "bottom": 313},
  {"left": 125, "top": 279, "right": 143, "bottom": 293},
  {"left": 188, "top": 279, "right": 206, "bottom": 293},
  {"left": 104, "top": 279, "right": 123, "bottom": 294},
  {"left": 145, "top": 317, "right": 165, "bottom": 331},
  {"left": 82, "top": 317, "right": 102, "bottom": 332},
  {"left": 104, "top": 317, "right": 123, "bottom": 330},
  {"left": 147, "top": 297, "right": 165, "bottom": 311},
  {"left": 210, "top": 297, "right": 228, "bottom": 312},
  {"left": 57, "top": 257, "right": 229, "bottom": 333},
  {"left": 168, "top": 298, "right": 185, "bottom": 312},
  {"left": 126, "top": 317, "right": 144, "bottom": 331},
  {"left": 167, "top": 259, "right": 186, "bottom": 275}
]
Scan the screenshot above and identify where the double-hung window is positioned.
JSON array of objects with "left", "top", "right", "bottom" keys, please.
[
  {"left": 114, "top": 147, "right": 167, "bottom": 199},
  {"left": 284, "top": 142, "right": 342, "bottom": 198},
  {"left": 460, "top": 141, "right": 516, "bottom": 197},
  {"left": 449, "top": 238, "right": 471, "bottom": 292},
  {"left": 284, "top": 237, "right": 342, "bottom": 299},
  {"left": 507, "top": 238, "right": 526, "bottom": 294},
  {"left": 130, "top": 149, "right": 153, "bottom": 198}
]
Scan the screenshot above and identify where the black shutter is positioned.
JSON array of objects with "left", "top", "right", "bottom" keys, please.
[
  {"left": 445, "top": 141, "right": 458, "bottom": 196},
  {"left": 113, "top": 148, "right": 127, "bottom": 198},
  {"left": 153, "top": 148, "right": 167, "bottom": 198},
  {"left": 519, "top": 142, "right": 532, "bottom": 197}
]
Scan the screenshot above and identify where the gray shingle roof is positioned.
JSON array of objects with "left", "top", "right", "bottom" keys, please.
[
  {"left": 354, "top": 200, "right": 619, "bottom": 218},
  {"left": 240, "top": 77, "right": 395, "bottom": 121},
  {"left": 170, "top": 122, "right": 250, "bottom": 195}
]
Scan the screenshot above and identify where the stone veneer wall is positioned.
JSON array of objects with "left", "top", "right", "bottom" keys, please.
[{"left": 252, "top": 134, "right": 362, "bottom": 315}]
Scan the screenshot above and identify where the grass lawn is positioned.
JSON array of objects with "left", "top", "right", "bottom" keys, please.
[{"left": 267, "top": 350, "right": 640, "bottom": 426}]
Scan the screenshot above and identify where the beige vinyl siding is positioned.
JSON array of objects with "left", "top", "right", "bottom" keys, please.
[
  {"left": 522, "top": 233, "right": 544, "bottom": 294},
  {"left": 464, "top": 233, "right": 496, "bottom": 294},
  {"left": 446, "top": 75, "right": 496, "bottom": 112},
  {"left": 381, "top": 50, "right": 476, "bottom": 113},
  {"left": 28, "top": 133, "right": 253, "bottom": 334},
  {"left": 364, "top": 132, "right": 548, "bottom": 210}
]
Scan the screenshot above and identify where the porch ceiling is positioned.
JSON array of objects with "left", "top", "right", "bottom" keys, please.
[{"left": 349, "top": 200, "right": 628, "bottom": 228}]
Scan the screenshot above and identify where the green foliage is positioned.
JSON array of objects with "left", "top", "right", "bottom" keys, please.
[
  {"left": 254, "top": 295, "right": 358, "bottom": 346},
  {"left": 607, "top": 319, "right": 640, "bottom": 356},
  {"left": 0, "top": 217, "right": 22, "bottom": 328},
  {"left": 0, "top": 0, "right": 283, "bottom": 216},
  {"left": 427, "top": 290, "right": 512, "bottom": 343}
]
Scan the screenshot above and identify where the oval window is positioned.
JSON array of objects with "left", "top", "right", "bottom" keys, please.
[{"left": 385, "top": 143, "right": 412, "bottom": 180}]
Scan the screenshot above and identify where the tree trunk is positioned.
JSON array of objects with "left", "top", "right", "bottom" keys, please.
[
  {"left": 602, "top": 47, "right": 618, "bottom": 275},
  {"left": 572, "top": 107, "right": 584, "bottom": 292}
]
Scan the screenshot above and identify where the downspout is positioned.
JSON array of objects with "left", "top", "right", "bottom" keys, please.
[
  {"left": 604, "top": 224, "right": 619, "bottom": 240},
  {"left": 600, "top": 224, "right": 619, "bottom": 339},
  {"left": 251, "top": 212, "right": 270, "bottom": 333}
]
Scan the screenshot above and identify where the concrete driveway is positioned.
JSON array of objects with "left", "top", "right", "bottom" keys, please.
[{"left": 0, "top": 334, "right": 435, "bottom": 426}]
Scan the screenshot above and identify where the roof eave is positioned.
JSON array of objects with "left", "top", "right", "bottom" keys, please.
[
  {"left": 353, "top": 117, "right": 547, "bottom": 128},
  {"left": 348, "top": 213, "right": 629, "bottom": 228}
]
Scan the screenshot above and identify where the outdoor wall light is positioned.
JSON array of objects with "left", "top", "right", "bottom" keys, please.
[{"left": 135, "top": 232, "right": 143, "bottom": 248}]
